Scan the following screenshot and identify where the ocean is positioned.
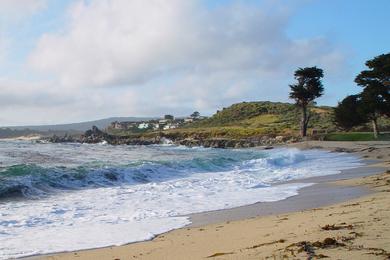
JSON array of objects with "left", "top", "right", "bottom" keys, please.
[{"left": 0, "top": 140, "right": 362, "bottom": 259}]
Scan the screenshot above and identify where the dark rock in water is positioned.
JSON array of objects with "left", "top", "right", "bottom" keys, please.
[
  {"left": 173, "top": 135, "right": 301, "bottom": 149},
  {"left": 80, "top": 125, "right": 111, "bottom": 143},
  {"left": 85, "top": 126, "right": 104, "bottom": 136},
  {"left": 42, "top": 126, "right": 113, "bottom": 144},
  {"left": 45, "top": 133, "right": 77, "bottom": 143}
]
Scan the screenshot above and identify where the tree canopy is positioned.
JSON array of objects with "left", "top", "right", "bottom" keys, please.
[
  {"left": 334, "top": 95, "right": 367, "bottom": 130},
  {"left": 355, "top": 53, "right": 390, "bottom": 118},
  {"left": 289, "top": 67, "right": 324, "bottom": 107},
  {"left": 353, "top": 53, "right": 390, "bottom": 137},
  {"left": 355, "top": 53, "right": 390, "bottom": 88},
  {"left": 191, "top": 111, "right": 200, "bottom": 118},
  {"left": 289, "top": 66, "right": 324, "bottom": 137}
]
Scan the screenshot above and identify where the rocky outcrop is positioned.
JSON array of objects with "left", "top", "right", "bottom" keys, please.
[
  {"left": 46, "top": 134, "right": 78, "bottom": 143},
  {"left": 44, "top": 126, "right": 299, "bottom": 148},
  {"left": 174, "top": 136, "right": 300, "bottom": 148},
  {"left": 80, "top": 126, "right": 112, "bottom": 143},
  {"left": 44, "top": 126, "right": 162, "bottom": 145},
  {"left": 43, "top": 126, "right": 111, "bottom": 144}
]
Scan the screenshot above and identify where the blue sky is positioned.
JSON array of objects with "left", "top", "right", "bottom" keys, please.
[
  {"left": 288, "top": 0, "right": 390, "bottom": 80},
  {"left": 0, "top": 0, "right": 389, "bottom": 125}
]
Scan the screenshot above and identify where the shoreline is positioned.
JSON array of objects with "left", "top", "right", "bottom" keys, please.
[
  {"left": 188, "top": 164, "right": 384, "bottom": 228},
  {"left": 27, "top": 141, "right": 390, "bottom": 259}
]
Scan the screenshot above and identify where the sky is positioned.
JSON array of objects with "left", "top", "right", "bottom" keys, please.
[{"left": 0, "top": 0, "right": 389, "bottom": 126}]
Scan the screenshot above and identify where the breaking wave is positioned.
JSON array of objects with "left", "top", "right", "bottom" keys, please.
[{"left": 0, "top": 141, "right": 363, "bottom": 259}]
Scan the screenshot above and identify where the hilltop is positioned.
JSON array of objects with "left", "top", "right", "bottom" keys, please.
[
  {"left": 153, "top": 101, "right": 390, "bottom": 145},
  {"left": 189, "top": 101, "right": 334, "bottom": 131},
  {"left": 156, "top": 101, "right": 335, "bottom": 141}
]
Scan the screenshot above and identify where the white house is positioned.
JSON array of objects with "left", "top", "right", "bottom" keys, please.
[
  {"left": 163, "top": 124, "right": 178, "bottom": 130},
  {"left": 138, "top": 123, "right": 149, "bottom": 129}
]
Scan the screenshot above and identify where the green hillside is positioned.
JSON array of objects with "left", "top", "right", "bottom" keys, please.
[
  {"left": 110, "top": 101, "right": 389, "bottom": 141},
  {"left": 187, "top": 101, "right": 334, "bottom": 134}
]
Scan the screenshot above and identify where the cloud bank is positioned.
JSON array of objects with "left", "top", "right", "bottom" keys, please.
[
  {"left": 30, "top": 0, "right": 344, "bottom": 88},
  {"left": 2, "top": 0, "right": 346, "bottom": 125},
  {"left": 0, "top": 0, "right": 47, "bottom": 19}
]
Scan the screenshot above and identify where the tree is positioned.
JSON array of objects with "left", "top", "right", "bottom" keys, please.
[
  {"left": 360, "top": 84, "right": 389, "bottom": 138},
  {"left": 355, "top": 53, "right": 390, "bottom": 138},
  {"left": 190, "top": 111, "right": 200, "bottom": 118},
  {"left": 334, "top": 95, "right": 368, "bottom": 130},
  {"left": 164, "top": 114, "right": 174, "bottom": 120},
  {"left": 289, "top": 67, "right": 324, "bottom": 137}
]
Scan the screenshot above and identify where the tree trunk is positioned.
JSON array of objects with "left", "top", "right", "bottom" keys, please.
[
  {"left": 372, "top": 117, "right": 379, "bottom": 139},
  {"left": 300, "top": 106, "right": 308, "bottom": 137}
]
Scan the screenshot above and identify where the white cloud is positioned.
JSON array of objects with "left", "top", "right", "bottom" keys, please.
[
  {"left": 0, "top": 0, "right": 348, "bottom": 125},
  {"left": 29, "top": 1, "right": 345, "bottom": 87},
  {"left": 29, "top": 0, "right": 194, "bottom": 88},
  {"left": 0, "top": 37, "right": 8, "bottom": 63},
  {"left": 0, "top": 0, "right": 47, "bottom": 19}
]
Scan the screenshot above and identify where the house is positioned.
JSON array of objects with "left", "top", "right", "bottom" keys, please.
[
  {"left": 110, "top": 121, "right": 127, "bottom": 129},
  {"left": 184, "top": 115, "right": 206, "bottom": 123},
  {"left": 138, "top": 123, "right": 149, "bottom": 129},
  {"left": 163, "top": 123, "right": 179, "bottom": 130},
  {"left": 110, "top": 114, "right": 192, "bottom": 132},
  {"left": 110, "top": 121, "right": 138, "bottom": 130}
]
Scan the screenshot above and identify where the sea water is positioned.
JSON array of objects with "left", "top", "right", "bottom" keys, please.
[{"left": 0, "top": 141, "right": 363, "bottom": 258}]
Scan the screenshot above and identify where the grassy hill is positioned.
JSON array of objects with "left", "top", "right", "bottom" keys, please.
[
  {"left": 191, "top": 101, "right": 333, "bottom": 130},
  {"left": 187, "top": 101, "right": 334, "bottom": 134},
  {"left": 158, "top": 101, "right": 335, "bottom": 139},
  {"left": 158, "top": 101, "right": 389, "bottom": 140}
]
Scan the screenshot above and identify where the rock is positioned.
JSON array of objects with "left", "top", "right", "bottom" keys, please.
[
  {"left": 275, "top": 136, "right": 285, "bottom": 142},
  {"left": 224, "top": 140, "right": 235, "bottom": 148},
  {"left": 45, "top": 134, "right": 77, "bottom": 143},
  {"left": 80, "top": 126, "right": 122, "bottom": 144},
  {"left": 44, "top": 126, "right": 296, "bottom": 149}
]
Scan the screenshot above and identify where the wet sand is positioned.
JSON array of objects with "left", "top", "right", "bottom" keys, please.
[{"left": 189, "top": 166, "right": 383, "bottom": 228}]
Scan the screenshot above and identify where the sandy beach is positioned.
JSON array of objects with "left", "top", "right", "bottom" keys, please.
[
  {"left": 36, "top": 141, "right": 390, "bottom": 260},
  {"left": 0, "top": 135, "right": 42, "bottom": 141}
]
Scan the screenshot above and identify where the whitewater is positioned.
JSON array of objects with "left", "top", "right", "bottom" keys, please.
[{"left": 0, "top": 140, "right": 363, "bottom": 259}]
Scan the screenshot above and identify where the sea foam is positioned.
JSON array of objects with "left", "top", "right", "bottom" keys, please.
[{"left": 0, "top": 142, "right": 363, "bottom": 259}]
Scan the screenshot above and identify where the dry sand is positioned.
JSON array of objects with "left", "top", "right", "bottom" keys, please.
[
  {"left": 39, "top": 141, "right": 390, "bottom": 260},
  {"left": 0, "top": 135, "right": 42, "bottom": 141}
]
